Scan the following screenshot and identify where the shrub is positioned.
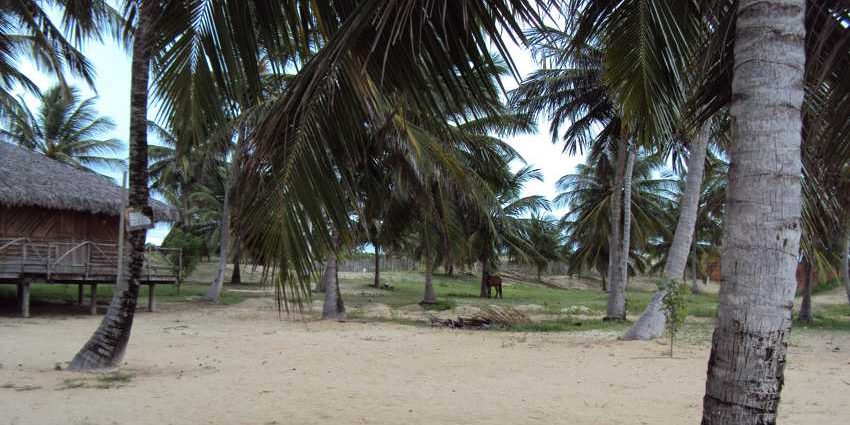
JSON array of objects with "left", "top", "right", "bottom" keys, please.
[
  {"left": 161, "top": 226, "right": 204, "bottom": 276},
  {"left": 660, "top": 279, "right": 689, "bottom": 358}
]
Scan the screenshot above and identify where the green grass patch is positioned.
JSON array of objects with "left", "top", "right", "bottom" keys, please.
[
  {"left": 419, "top": 300, "right": 455, "bottom": 311},
  {"left": 793, "top": 314, "right": 850, "bottom": 332},
  {"left": 341, "top": 271, "right": 718, "bottom": 319},
  {"left": 96, "top": 371, "right": 133, "bottom": 384},
  {"left": 0, "top": 282, "right": 253, "bottom": 310},
  {"left": 796, "top": 278, "right": 844, "bottom": 296},
  {"left": 57, "top": 372, "right": 134, "bottom": 391}
]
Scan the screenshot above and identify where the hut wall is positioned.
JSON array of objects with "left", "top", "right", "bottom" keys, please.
[{"left": 0, "top": 206, "right": 119, "bottom": 242}]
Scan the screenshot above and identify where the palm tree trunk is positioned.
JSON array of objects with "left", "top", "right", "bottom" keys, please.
[
  {"left": 230, "top": 246, "right": 241, "bottom": 285},
  {"left": 321, "top": 250, "right": 344, "bottom": 319},
  {"left": 480, "top": 255, "right": 491, "bottom": 298},
  {"left": 67, "top": 1, "right": 155, "bottom": 371},
  {"left": 206, "top": 141, "right": 242, "bottom": 301},
  {"left": 701, "top": 2, "right": 805, "bottom": 423},
  {"left": 624, "top": 124, "right": 710, "bottom": 340},
  {"left": 841, "top": 221, "right": 850, "bottom": 307},
  {"left": 605, "top": 139, "right": 627, "bottom": 320},
  {"left": 799, "top": 258, "right": 813, "bottom": 322},
  {"left": 619, "top": 145, "right": 635, "bottom": 293},
  {"left": 205, "top": 179, "right": 230, "bottom": 301},
  {"left": 315, "top": 257, "right": 330, "bottom": 293},
  {"left": 422, "top": 231, "right": 437, "bottom": 304},
  {"left": 373, "top": 242, "right": 381, "bottom": 288}
]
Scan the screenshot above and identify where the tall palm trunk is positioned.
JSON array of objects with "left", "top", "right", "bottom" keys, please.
[
  {"left": 605, "top": 139, "right": 627, "bottom": 320},
  {"left": 620, "top": 146, "right": 635, "bottom": 288},
  {"left": 422, "top": 230, "right": 437, "bottom": 304},
  {"left": 841, "top": 221, "right": 850, "bottom": 307},
  {"left": 206, "top": 143, "right": 242, "bottom": 301},
  {"left": 373, "top": 242, "right": 381, "bottom": 288},
  {"left": 205, "top": 180, "right": 230, "bottom": 301},
  {"left": 701, "top": 2, "right": 805, "bottom": 424},
  {"left": 691, "top": 238, "right": 701, "bottom": 294},
  {"left": 315, "top": 257, "right": 331, "bottom": 293},
  {"left": 230, "top": 247, "right": 242, "bottom": 285},
  {"left": 321, "top": 250, "right": 345, "bottom": 319},
  {"left": 624, "top": 125, "right": 710, "bottom": 340},
  {"left": 799, "top": 257, "right": 813, "bottom": 322},
  {"left": 68, "top": 2, "right": 155, "bottom": 371},
  {"left": 479, "top": 255, "right": 491, "bottom": 297}
]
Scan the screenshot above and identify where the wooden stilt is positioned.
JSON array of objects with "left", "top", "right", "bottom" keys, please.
[
  {"left": 148, "top": 284, "right": 156, "bottom": 312},
  {"left": 89, "top": 284, "right": 97, "bottom": 315},
  {"left": 18, "top": 280, "right": 30, "bottom": 318},
  {"left": 78, "top": 284, "right": 84, "bottom": 305}
]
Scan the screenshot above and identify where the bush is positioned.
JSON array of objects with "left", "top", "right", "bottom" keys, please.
[
  {"left": 661, "top": 279, "right": 689, "bottom": 358},
  {"left": 161, "top": 226, "right": 205, "bottom": 276}
]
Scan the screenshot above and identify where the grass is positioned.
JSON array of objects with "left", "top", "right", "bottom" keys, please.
[
  {"left": 341, "top": 271, "right": 719, "bottom": 318},
  {"left": 57, "top": 372, "right": 134, "bottom": 391},
  {"left": 0, "top": 281, "right": 255, "bottom": 311}
]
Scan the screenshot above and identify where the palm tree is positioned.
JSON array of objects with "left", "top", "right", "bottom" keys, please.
[
  {"left": 525, "top": 1, "right": 707, "bottom": 326},
  {"left": 623, "top": 122, "right": 713, "bottom": 339},
  {"left": 700, "top": 1, "right": 806, "bottom": 423},
  {"left": 473, "top": 164, "right": 550, "bottom": 297},
  {"left": 68, "top": 0, "right": 159, "bottom": 371},
  {"left": 1, "top": 85, "right": 125, "bottom": 173},
  {"left": 509, "top": 33, "right": 633, "bottom": 316},
  {"left": 521, "top": 214, "right": 563, "bottom": 281},
  {"left": 0, "top": 1, "right": 121, "bottom": 116},
  {"left": 556, "top": 150, "right": 674, "bottom": 289},
  {"left": 233, "top": 0, "right": 547, "bottom": 308}
]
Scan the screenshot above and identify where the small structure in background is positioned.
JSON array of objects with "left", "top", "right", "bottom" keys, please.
[{"left": 0, "top": 143, "right": 181, "bottom": 317}]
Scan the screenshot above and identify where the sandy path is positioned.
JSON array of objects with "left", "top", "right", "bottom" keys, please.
[{"left": 1, "top": 302, "right": 847, "bottom": 425}]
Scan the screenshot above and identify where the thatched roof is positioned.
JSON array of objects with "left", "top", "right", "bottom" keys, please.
[{"left": 0, "top": 142, "right": 178, "bottom": 222}]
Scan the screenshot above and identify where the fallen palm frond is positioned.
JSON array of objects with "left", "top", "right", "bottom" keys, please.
[
  {"left": 472, "top": 305, "right": 531, "bottom": 326},
  {"left": 429, "top": 305, "right": 531, "bottom": 329}
]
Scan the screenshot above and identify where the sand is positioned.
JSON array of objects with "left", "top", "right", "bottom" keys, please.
[{"left": 1, "top": 300, "right": 847, "bottom": 425}]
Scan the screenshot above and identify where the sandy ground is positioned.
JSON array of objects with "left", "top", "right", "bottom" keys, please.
[{"left": 1, "top": 300, "right": 848, "bottom": 425}]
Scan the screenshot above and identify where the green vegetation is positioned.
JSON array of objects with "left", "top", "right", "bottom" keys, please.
[
  {"left": 57, "top": 372, "right": 134, "bottom": 390},
  {"left": 661, "top": 279, "right": 689, "bottom": 357},
  {"left": 0, "top": 282, "right": 253, "bottom": 308},
  {"left": 340, "top": 271, "right": 716, "bottom": 319},
  {"left": 161, "top": 227, "right": 206, "bottom": 275}
]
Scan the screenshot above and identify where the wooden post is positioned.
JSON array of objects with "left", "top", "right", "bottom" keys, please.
[
  {"left": 148, "top": 284, "right": 156, "bottom": 312},
  {"left": 89, "top": 284, "right": 97, "bottom": 315},
  {"left": 84, "top": 243, "right": 91, "bottom": 280},
  {"left": 77, "top": 284, "right": 84, "bottom": 305},
  {"left": 18, "top": 280, "right": 30, "bottom": 318}
]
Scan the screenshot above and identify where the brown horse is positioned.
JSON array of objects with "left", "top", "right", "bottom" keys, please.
[{"left": 486, "top": 274, "right": 503, "bottom": 298}]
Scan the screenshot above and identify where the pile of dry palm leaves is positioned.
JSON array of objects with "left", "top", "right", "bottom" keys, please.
[{"left": 428, "top": 305, "right": 531, "bottom": 329}]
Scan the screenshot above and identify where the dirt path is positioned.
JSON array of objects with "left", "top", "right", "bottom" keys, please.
[{"left": 1, "top": 301, "right": 847, "bottom": 425}]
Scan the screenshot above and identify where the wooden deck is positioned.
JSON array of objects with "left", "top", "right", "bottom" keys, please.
[{"left": 0, "top": 238, "right": 181, "bottom": 317}]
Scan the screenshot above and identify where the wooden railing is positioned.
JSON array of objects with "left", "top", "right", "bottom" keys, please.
[{"left": 0, "top": 238, "right": 181, "bottom": 283}]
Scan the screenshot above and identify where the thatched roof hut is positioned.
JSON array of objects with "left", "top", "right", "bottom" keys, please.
[{"left": 0, "top": 142, "right": 177, "bottom": 222}]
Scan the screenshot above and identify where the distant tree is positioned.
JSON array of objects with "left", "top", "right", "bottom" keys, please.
[
  {"left": 1, "top": 85, "right": 125, "bottom": 173},
  {"left": 556, "top": 151, "right": 674, "bottom": 290},
  {"left": 518, "top": 213, "right": 563, "bottom": 281}
]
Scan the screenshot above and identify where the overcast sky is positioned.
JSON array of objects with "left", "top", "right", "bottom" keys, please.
[{"left": 12, "top": 31, "right": 581, "bottom": 245}]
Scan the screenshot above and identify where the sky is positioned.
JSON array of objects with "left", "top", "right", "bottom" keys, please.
[{"left": 11, "top": 28, "right": 581, "bottom": 245}]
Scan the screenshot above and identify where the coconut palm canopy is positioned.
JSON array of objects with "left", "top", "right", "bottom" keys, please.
[
  {"left": 1, "top": 85, "right": 126, "bottom": 173},
  {"left": 0, "top": 142, "right": 177, "bottom": 222}
]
